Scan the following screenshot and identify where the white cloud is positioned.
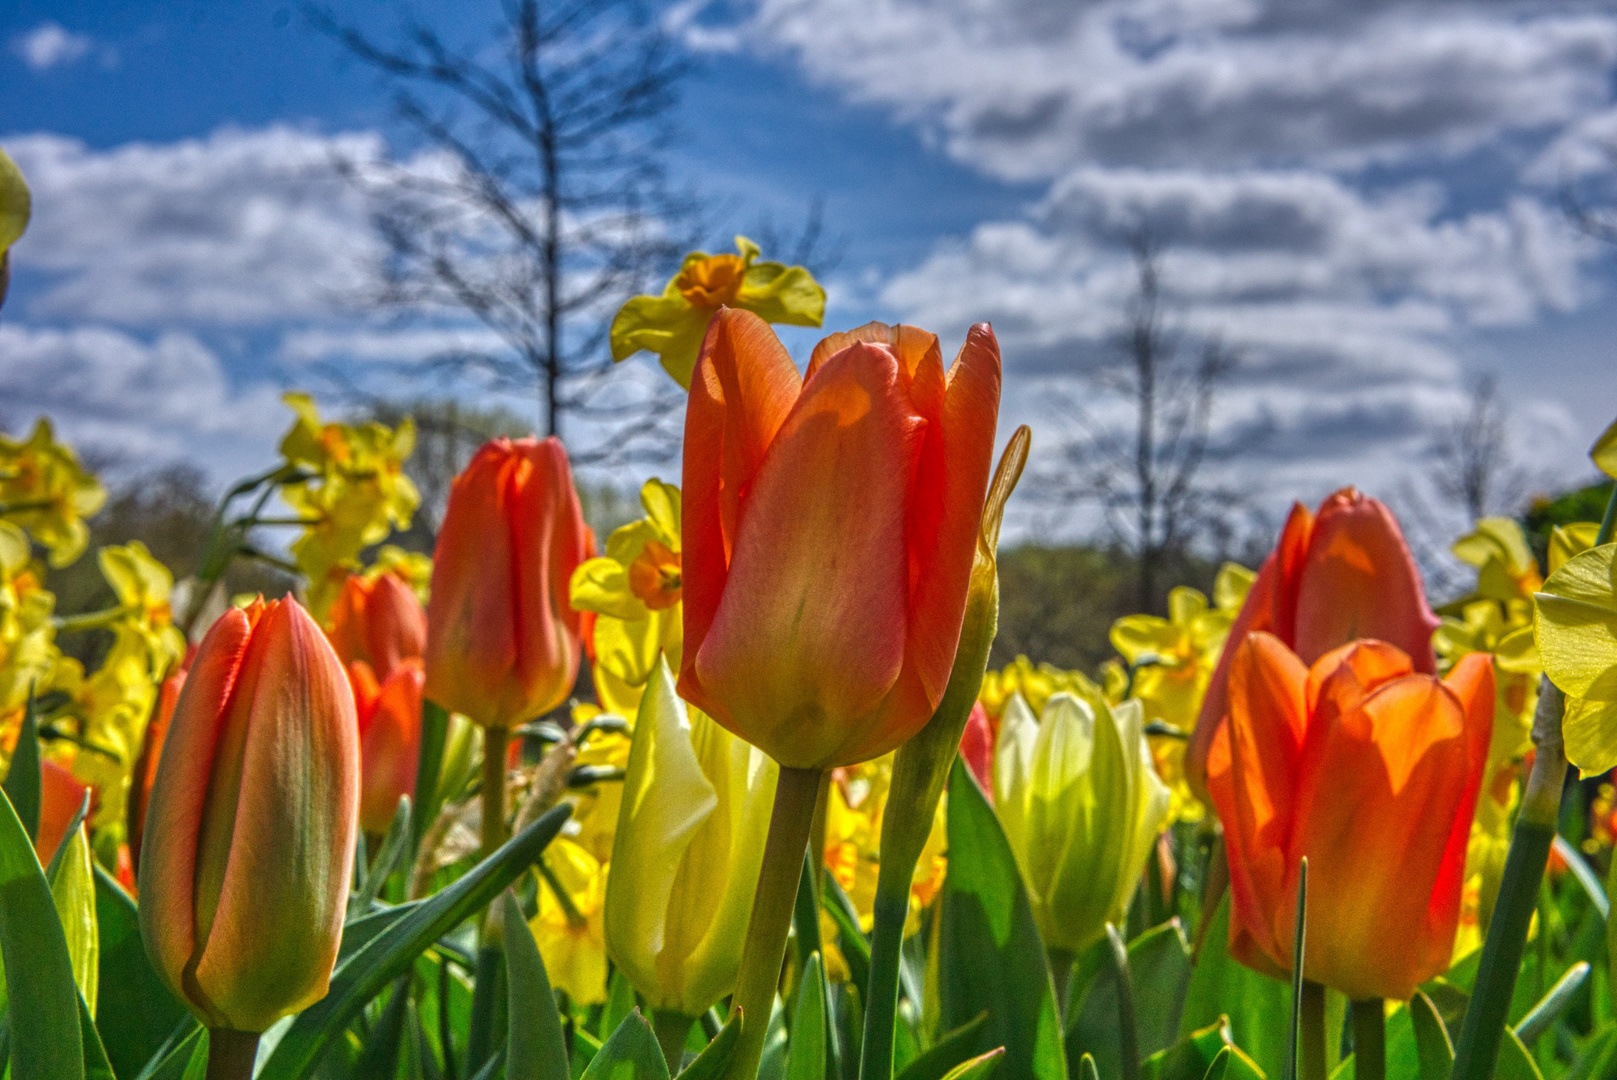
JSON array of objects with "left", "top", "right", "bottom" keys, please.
[
  {"left": 13, "top": 23, "right": 92, "bottom": 71},
  {"left": 5, "top": 127, "right": 385, "bottom": 326},
  {"left": 0, "top": 325, "right": 288, "bottom": 485}
]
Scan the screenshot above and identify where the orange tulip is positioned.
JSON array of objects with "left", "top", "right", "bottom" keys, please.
[
  {"left": 1188, "top": 488, "right": 1440, "bottom": 797},
  {"left": 327, "top": 570, "right": 426, "bottom": 682},
  {"left": 1206, "top": 633, "right": 1492, "bottom": 1001},
  {"left": 958, "top": 702, "right": 995, "bottom": 799},
  {"left": 128, "top": 649, "right": 194, "bottom": 869},
  {"left": 679, "top": 310, "right": 1001, "bottom": 769},
  {"left": 137, "top": 597, "right": 359, "bottom": 1033},
  {"left": 350, "top": 657, "right": 424, "bottom": 835},
  {"left": 425, "top": 437, "right": 589, "bottom": 727}
]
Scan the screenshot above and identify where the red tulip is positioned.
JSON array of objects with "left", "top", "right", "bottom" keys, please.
[
  {"left": 351, "top": 658, "right": 424, "bottom": 835},
  {"left": 1206, "top": 634, "right": 1492, "bottom": 1000},
  {"left": 327, "top": 570, "right": 426, "bottom": 682},
  {"left": 425, "top": 437, "right": 589, "bottom": 727},
  {"left": 137, "top": 597, "right": 359, "bottom": 1033},
  {"left": 680, "top": 310, "right": 1001, "bottom": 769},
  {"left": 958, "top": 702, "right": 995, "bottom": 798},
  {"left": 1188, "top": 488, "right": 1439, "bottom": 797}
]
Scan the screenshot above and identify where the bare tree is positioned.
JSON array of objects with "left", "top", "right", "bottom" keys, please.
[
  {"left": 308, "top": 0, "right": 697, "bottom": 463},
  {"left": 1428, "top": 373, "right": 1531, "bottom": 521},
  {"left": 1045, "top": 234, "right": 1238, "bottom": 613}
]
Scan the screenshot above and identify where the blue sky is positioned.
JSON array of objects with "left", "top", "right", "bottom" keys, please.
[{"left": 3, "top": 0, "right": 1617, "bottom": 544}]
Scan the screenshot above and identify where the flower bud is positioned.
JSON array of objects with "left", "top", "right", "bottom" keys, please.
[
  {"left": 327, "top": 570, "right": 426, "bottom": 682},
  {"left": 137, "top": 597, "right": 359, "bottom": 1033}
]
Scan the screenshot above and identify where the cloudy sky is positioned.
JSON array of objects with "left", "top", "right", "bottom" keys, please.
[{"left": 3, "top": 0, "right": 1616, "bottom": 542}]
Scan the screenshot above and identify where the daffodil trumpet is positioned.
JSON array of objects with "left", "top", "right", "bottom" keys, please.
[
  {"left": 858, "top": 426, "right": 1029, "bottom": 1080},
  {"left": 1452, "top": 472, "right": 1617, "bottom": 1080}
]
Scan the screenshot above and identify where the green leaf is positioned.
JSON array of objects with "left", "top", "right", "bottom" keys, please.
[
  {"left": 676, "top": 1010, "right": 740, "bottom": 1080},
  {"left": 937, "top": 757, "right": 1066, "bottom": 1080},
  {"left": 94, "top": 863, "right": 189, "bottom": 1078},
  {"left": 130, "top": 1021, "right": 205, "bottom": 1080},
  {"left": 1143, "top": 1021, "right": 1266, "bottom": 1080},
  {"left": 788, "top": 953, "right": 829, "bottom": 1080},
  {"left": 353, "top": 975, "right": 411, "bottom": 1079},
  {"left": 415, "top": 700, "right": 451, "bottom": 851},
  {"left": 50, "top": 824, "right": 98, "bottom": 1017},
  {"left": 940, "top": 1048, "right": 1007, "bottom": 1080},
  {"left": 1562, "top": 1026, "right": 1617, "bottom": 1080},
  {"left": 1513, "top": 962, "right": 1591, "bottom": 1045},
  {"left": 43, "top": 791, "right": 91, "bottom": 882},
  {"left": 896, "top": 1014, "right": 991, "bottom": 1080},
  {"left": 821, "top": 875, "right": 871, "bottom": 997},
  {"left": 336, "top": 899, "right": 423, "bottom": 964},
  {"left": 352, "top": 795, "right": 413, "bottom": 913},
  {"left": 1181, "top": 897, "right": 1292, "bottom": 1079},
  {"left": 0, "top": 783, "right": 83, "bottom": 1080},
  {"left": 4, "top": 693, "right": 41, "bottom": 841},
  {"left": 1078, "top": 1054, "right": 1100, "bottom": 1080},
  {"left": 1410, "top": 992, "right": 1454, "bottom": 1080},
  {"left": 1071, "top": 920, "right": 1192, "bottom": 1077},
  {"left": 1493, "top": 1029, "right": 1544, "bottom": 1080},
  {"left": 257, "top": 802, "right": 573, "bottom": 1080},
  {"left": 759, "top": 997, "right": 790, "bottom": 1080},
  {"left": 605, "top": 966, "right": 638, "bottom": 1041},
  {"left": 1204, "top": 1048, "right": 1232, "bottom": 1080},
  {"left": 504, "top": 891, "right": 570, "bottom": 1080},
  {"left": 78, "top": 993, "right": 116, "bottom": 1080},
  {"left": 582, "top": 1010, "right": 672, "bottom": 1080}
]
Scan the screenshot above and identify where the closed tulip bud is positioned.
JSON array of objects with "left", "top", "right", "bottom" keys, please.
[
  {"left": 327, "top": 570, "right": 426, "bottom": 682},
  {"left": 1206, "top": 634, "right": 1493, "bottom": 1001},
  {"left": 680, "top": 311, "right": 1001, "bottom": 769},
  {"left": 993, "top": 690, "right": 1171, "bottom": 955},
  {"left": 426, "top": 437, "right": 589, "bottom": 727},
  {"left": 351, "top": 658, "right": 424, "bottom": 835},
  {"left": 1188, "top": 488, "right": 1439, "bottom": 798},
  {"left": 606, "top": 658, "right": 777, "bottom": 1017},
  {"left": 137, "top": 597, "right": 359, "bottom": 1034}
]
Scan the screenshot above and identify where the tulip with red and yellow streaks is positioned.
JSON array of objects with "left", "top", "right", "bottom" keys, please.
[
  {"left": 137, "top": 597, "right": 359, "bottom": 1036},
  {"left": 679, "top": 311, "right": 1001, "bottom": 770},
  {"left": 327, "top": 569, "right": 426, "bottom": 683},
  {"left": 425, "top": 437, "right": 589, "bottom": 729},
  {"left": 1188, "top": 488, "right": 1440, "bottom": 798},
  {"left": 1206, "top": 634, "right": 1493, "bottom": 1001}
]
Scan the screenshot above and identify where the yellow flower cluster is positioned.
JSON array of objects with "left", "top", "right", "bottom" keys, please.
[
  {"left": 979, "top": 656, "right": 1107, "bottom": 721},
  {"left": 277, "top": 393, "right": 420, "bottom": 620},
  {"left": 0, "top": 419, "right": 108, "bottom": 568},
  {"left": 0, "top": 522, "right": 76, "bottom": 751}
]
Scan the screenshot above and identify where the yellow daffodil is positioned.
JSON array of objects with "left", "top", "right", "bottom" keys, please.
[
  {"left": 0, "top": 418, "right": 108, "bottom": 568},
  {"left": 0, "top": 146, "right": 28, "bottom": 309},
  {"left": 1452, "top": 518, "right": 1544, "bottom": 604},
  {"left": 276, "top": 393, "right": 420, "bottom": 619},
  {"left": 0, "top": 522, "right": 77, "bottom": 761},
  {"left": 531, "top": 837, "right": 610, "bottom": 1006},
  {"left": 609, "top": 237, "right": 826, "bottom": 389},
  {"left": 566, "top": 718, "right": 634, "bottom": 866},
  {"left": 1594, "top": 417, "right": 1617, "bottom": 479},
  {"left": 97, "top": 541, "right": 187, "bottom": 678},
  {"left": 605, "top": 659, "right": 777, "bottom": 1017},
  {"left": 571, "top": 479, "right": 682, "bottom": 716},
  {"left": 1551, "top": 523, "right": 1601, "bottom": 575},
  {"left": 993, "top": 691, "right": 1170, "bottom": 957},
  {"left": 1535, "top": 542, "right": 1617, "bottom": 773}
]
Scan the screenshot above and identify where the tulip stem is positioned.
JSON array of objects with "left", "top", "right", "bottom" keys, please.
[
  {"left": 654, "top": 1011, "right": 695, "bottom": 1072},
  {"left": 1351, "top": 1000, "right": 1385, "bottom": 1080},
  {"left": 723, "top": 765, "right": 824, "bottom": 1080},
  {"left": 1299, "top": 982, "right": 1327, "bottom": 1080},
  {"left": 206, "top": 1028, "right": 260, "bottom": 1080},
  {"left": 1047, "top": 948, "right": 1075, "bottom": 1021},
  {"left": 482, "top": 725, "right": 510, "bottom": 858},
  {"left": 861, "top": 881, "right": 914, "bottom": 1080},
  {"left": 1451, "top": 680, "right": 1567, "bottom": 1080}
]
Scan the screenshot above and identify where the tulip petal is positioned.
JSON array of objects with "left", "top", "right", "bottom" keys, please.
[
  {"left": 1293, "top": 489, "right": 1439, "bottom": 672},
  {"left": 1206, "top": 631, "right": 1308, "bottom": 974},
  {"left": 192, "top": 600, "right": 359, "bottom": 1032},
  {"left": 959, "top": 703, "right": 996, "bottom": 798},
  {"left": 513, "top": 440, "right": 590, "bottom": 720},
  {"left": 606, "top": 659, "right": 718, "bottom": 1010},
  {"left": 992, "top": 692, "right": 1039, "bottom": 863},
  {"left": 1434, "top": 653, "right": 1494, "bottom": 964},
  {"left": 1304, "top": 639, "right": 1414, "bottom": 717},
  {"left": 692, "top": 340, "right": 923, "bottom": 767},
  {"left": 1289, "top": 673, "right": 1471, "bottom": 1001},
  {"left": 680, "top": 309, "right": 802, "bottom": 721},
  {"left": 359, "top": 661, "right": 424, "bottom": 835},
  {"left": 136, "top": 605, "right": 255, "bottom": 1013}
]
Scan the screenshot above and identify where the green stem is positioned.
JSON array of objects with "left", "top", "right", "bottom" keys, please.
[
  {"left": 860, "top": 879, "right": 911, "bottom": 1080},
  {"left": 482, "top": 726, "right": 511, "bottom": 859},
  {"left": 1450, "top": 681, "right": 1566, "bottom": 1080},
  {"left": 205, "top": 1028, "right": 260, "bottom": 1080},
  {"left": 1300, "top": 982, "right": 1326, "bottom": 1080},
  {"left": 654, "top": 1011, "right": 695, "bottom": 1072},
  {"left": 1352, "top": 1000, "right": 1385, "bottom": 1080},
  {"left": 1106, "top": 924, "right": 1140, "bottom": 1080},
  {"left": 53, "top": 607, "right": 129, "bottom": 633},
  {"left": 722, "top": 765, "right": 824, "bottom": 1080}
]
